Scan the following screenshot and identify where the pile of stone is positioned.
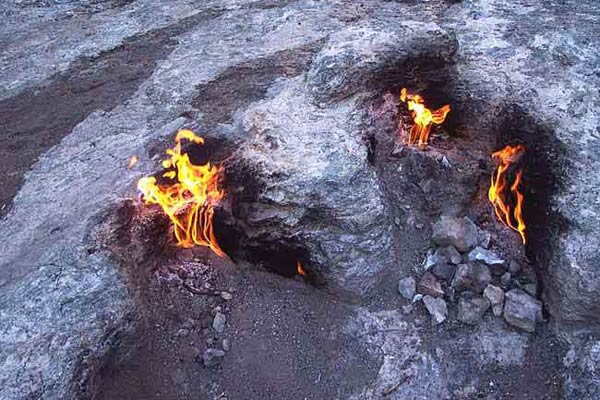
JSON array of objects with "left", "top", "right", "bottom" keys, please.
[{"left": 398, "top": 215, "right": 544, "bottom": 332}]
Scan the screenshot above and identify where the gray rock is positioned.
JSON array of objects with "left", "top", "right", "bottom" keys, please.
[
  {"left": 522, "top": 283, "right": 538, "bottom": 297},
  {"left": 457, "top": 294, "right": 490, "bottom": 325},
  {"left": 452, "top": 263, "right": 491, "bottom": 293},
  {"left": 212, "top": 312, "right": 227, "bottom": 334},
  {"left": 402, "top": 304, "right": 414, "bottom": 314},
  {"left": 425, "top": 246, "right": 462, "bottom": 271},
  {"left": 467, "top": 246, "right": 504, "bottom": 266},
  {"left": 202, "top": 348, "right": 225, "bottom": 368},
  {"left": 483, "top": 285, "right": 504, "bottom": 317},
  {"left": 306, "top": 22, "right": 458, "bottom": 103},
  {"left": 508, "top": 260, "right": 522, "bottom": 275},
  {"left": 423, "top": 295, "right": 448, "bottom": 324},
  {"left": 398, "top": 276, "right": 417, "bottom": 300},
  {"left": 439, "top": 246, "right": 463, "bottom": 265},
  {"left": 432, "top": 263, "right": 456, "bottom": 282},
  {"left": 431, "top": 216, "right": 479, "bottom": 252},
  {"left": 221, "top": 291, "right": 233, "bottom": 300},
  {"left": 503, "top": 289, "right": 543, "bottom": 333},
  {"left": 412, "top": 294, "right": 424, "bottom": 303},
  {"left": 222, "top": 339, "right": 231, "bottom": 352},
  {"left": 417, "top": 272, "right": 444, "bottom": 298},
  {"left": 500, "top": 272, "right": 512, "bottom": 288}
]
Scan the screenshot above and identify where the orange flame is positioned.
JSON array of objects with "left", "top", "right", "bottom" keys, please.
[
  {"left": 127, "top": 155, "right": 138, "bottom": 169},
  {"left": 297, "top": 260, "right": 306, "bottom": 277},
  {"left": 488, "top": 144, "right": 526, "bottom": 244},
  {"left": 399, "top": 88, "right": 450, "bottom": 148},
  {"left": 137, "top": 129, "right": 225, "bottom": 257}
]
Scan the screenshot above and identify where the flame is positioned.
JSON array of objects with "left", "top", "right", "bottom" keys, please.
[
  {"left": 399, "top": 88, "right": 450, "bottom": 148},
  {"left": 128, "top": 155, "right": 138, "bottom": 169},
  {"left": 137, "top": 129, "right": 225, "bottom": 257},
  {"left": 297, "top": 260, "right": 306, "bottom": 277},
  {"left": 488, "top": 144, "right": 526, "bottom": 244}
]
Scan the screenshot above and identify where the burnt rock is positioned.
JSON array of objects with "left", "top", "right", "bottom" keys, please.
[
  {"left": 466, "top": 246, "right": 504, "bottom": 266},
  {"left": 306, "top": 22, "right": 458, "bottom": 103},
  {"left": 503, "top": 289, "right": 543, "bottom": 333},
  {"left": 203, "top": 348, "right": 225, "bottom": 368},
  {"left": 483, "top": 285, "right": 504, "bottom": 317},
  {"left": 431, "top": 216, "right": 479, "bottom": 253},
  {"left": 398, "top": 276, "right": 417, "bottom": 300},
  {"left": 417, "top": 272, "right": 444, "bottom": 298},
  {"left": 423, "top": 295, "right": 448, "bottom": 324},
  {"left": 457, "top": 293, "right": 490, "bottom": 325},
  {"left": 452, "top": 263, "right": 491, "bottom": 293}
]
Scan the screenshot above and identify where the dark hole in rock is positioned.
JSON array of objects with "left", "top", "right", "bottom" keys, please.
[{"left": 492, "top": 104, "right": 570, "bottom": 304}]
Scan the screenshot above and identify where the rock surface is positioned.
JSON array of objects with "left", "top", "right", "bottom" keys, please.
[
  {"left": 457, "top": 294, "right": 490, "bottom": 325},
  {"left": 452, "top": 263, "right": 492, "bottom": 293}
]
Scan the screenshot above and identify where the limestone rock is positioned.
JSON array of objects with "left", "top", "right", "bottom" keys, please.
[
  {"left": 452, "top": 263, "right": 491, "bottom": 293},
  {"left": 423, "top": 295, "right": 448, "bottom": 324},
  {"left": 431, "top": 216, "right": 479, "bottom": 252},
  {"left": 503, "top": 289, "right": 543, "bottom": 333},
  {"left": 398, "top": 276, "right": 417, "bottom": 300}
]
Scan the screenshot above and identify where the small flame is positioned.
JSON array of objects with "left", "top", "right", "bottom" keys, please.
[
  {"left": 137, "top": 129, "right": 225, "bottom": 257},
  {"left": 128, "top": 155, "right": 138, "bottom": 169},
  {"left": 488, "top": 144, "right": 526, "bottom": 244},
  {"left": 297, "top": 260, "right": 306, "bottom": 277},
  {"left": 399, "top": 88, "right": 450, "bottom": 148}
]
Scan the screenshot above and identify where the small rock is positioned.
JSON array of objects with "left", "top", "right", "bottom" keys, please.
[
  {"left": 452, "top": 263, "right": 491, "bottom": 293},
  {"left": 490, "top": 263, "right": 506, "bottom": 277},
  {"left": 212, "top": 312, "right": 226, "bottom": 334},
  {"left": 423, "top": 295, "right": 448, "bottom": 324},
  {"left": 478, "top": 230, "right": 492, "bottom": 248},
  {"left": 432, "top": 263, "right": 456, "bottom": 281},
  {"left": 503, "top": 289, "right": 543, "bottom": 332},
  {"left": 222, "top": 338, "right": 231, "bottom": 352},
  {"left": 467, "top": 246, "right": 504, "bottom": 266},
  {"left": 398, "top": 276, "right": 416, "bottom": 300},
  {"left": 501, "top": 272, "right": 512, "bottom": 287},
  {"left": 432, "top": 215, "right": 479, "bottom": 252},
  {"left": 402, "top": 304, "right": 414, "bottom": 314},
  {"left": 522, "top": 283, "right": 537, "bottom": 297},
  {"left": 440, "top": 245, "right": 463, "bottom": 265},
  {"left": 441, "top": 156, "right": 452, "bottom": 168},
  {"left": 483, "top": 285, "right": 504, "bottom": 316},
  {"left": 457, "top": 293, "right": 490, "bottom": 325},
  {"left": 202, "top": 348, "right": 225, "bottom": 368},
  {"left": 509, "top": 260, "right": 522, "bottom": 275},
  {"left": 426, "top": 246, "right": 462, "bottom": 270},
  {"left": 417, "top": 272, "right": 445, "bottom": 297},
  {"left": 181, "top": 318, "right": 195, "bottom": 330},
  {"left": 221, "top": 291, "right": 233, "bottom": 300},
  {"left": 412, "top": 294, "right": 424, "bottom": 303},
  {"left": 176, "top": 328, "right": 190, "bottom": 337}
]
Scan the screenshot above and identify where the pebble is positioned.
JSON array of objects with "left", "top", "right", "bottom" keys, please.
[
  {"left": 402, "top": 304, "right": 414, "bottom": 314},
  {"left": 509, "top": 260, "right": 522, "bottom": 275},
  {"left": 212, "top": 312, "right": 226, "bottom": 334},
  {"left": 221, "top": 291, "right": 233, "bottom": 300},
  {"left": 432, "top": 263, "right": 456, "bottom": 281},
  {"left": 483, "top": 284, "right": 504, "bottom": 316},
  {"left": 423, "top": 295, "right": 448, "bottom": 324},
  {"left": 222, "top": 338, "right": 231, "bottom": 352},
  {"left": 202, "top": 348, "right": 225, "bottom": 368},
  {"left": 398, "top": 276, "right": 416, "bottom": 300},
  {"left": 500, "top": 272, "right": 512, "bottom": 287},
  {"left": 412, "top": 294, "right": 424, "bottom": 303}
]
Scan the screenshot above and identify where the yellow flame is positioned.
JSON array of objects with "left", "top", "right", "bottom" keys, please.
[
  {"left": 400, "top": 88, "right": 450, "bottom": 148},
  {"left": 137, "top": 130, "right": 225, "bottom": 257}
]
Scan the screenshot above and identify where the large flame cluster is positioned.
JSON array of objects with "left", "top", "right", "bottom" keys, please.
[
  {"left": 488, "top": 144, "right": 526, "bottom": 244},
  {"left": 400, "top": 88, "right": 451, "bottom": 148},
  {"left": 137, "top": 129, "right": 225, "bottom": 257}
]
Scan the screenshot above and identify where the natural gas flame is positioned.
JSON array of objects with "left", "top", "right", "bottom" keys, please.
[
  {"left": 137, "top": 129, "right": 225, "bottom": 257},
  {"left": 488, "top": 144, "right": 526, "bottom": 244},
  {"left": 297, "top": 260, "right": 306, "bottom": 277},
  {"left": 127, "top": 155, "right": 138, "bottom": 169},
  {"left": 400, "top": 88, "right": 450, "bottom": 148}
]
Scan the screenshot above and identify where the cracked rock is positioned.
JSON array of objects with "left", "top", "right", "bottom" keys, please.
[
  {"left": 504, "top": 289, "right": 543, "bottom": 332},
  {"left": 431, "top": 215, "right": 479, "bottom": 252},
  {"left": 423, "top": 295, "right": 448, "bottom": 324}
]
